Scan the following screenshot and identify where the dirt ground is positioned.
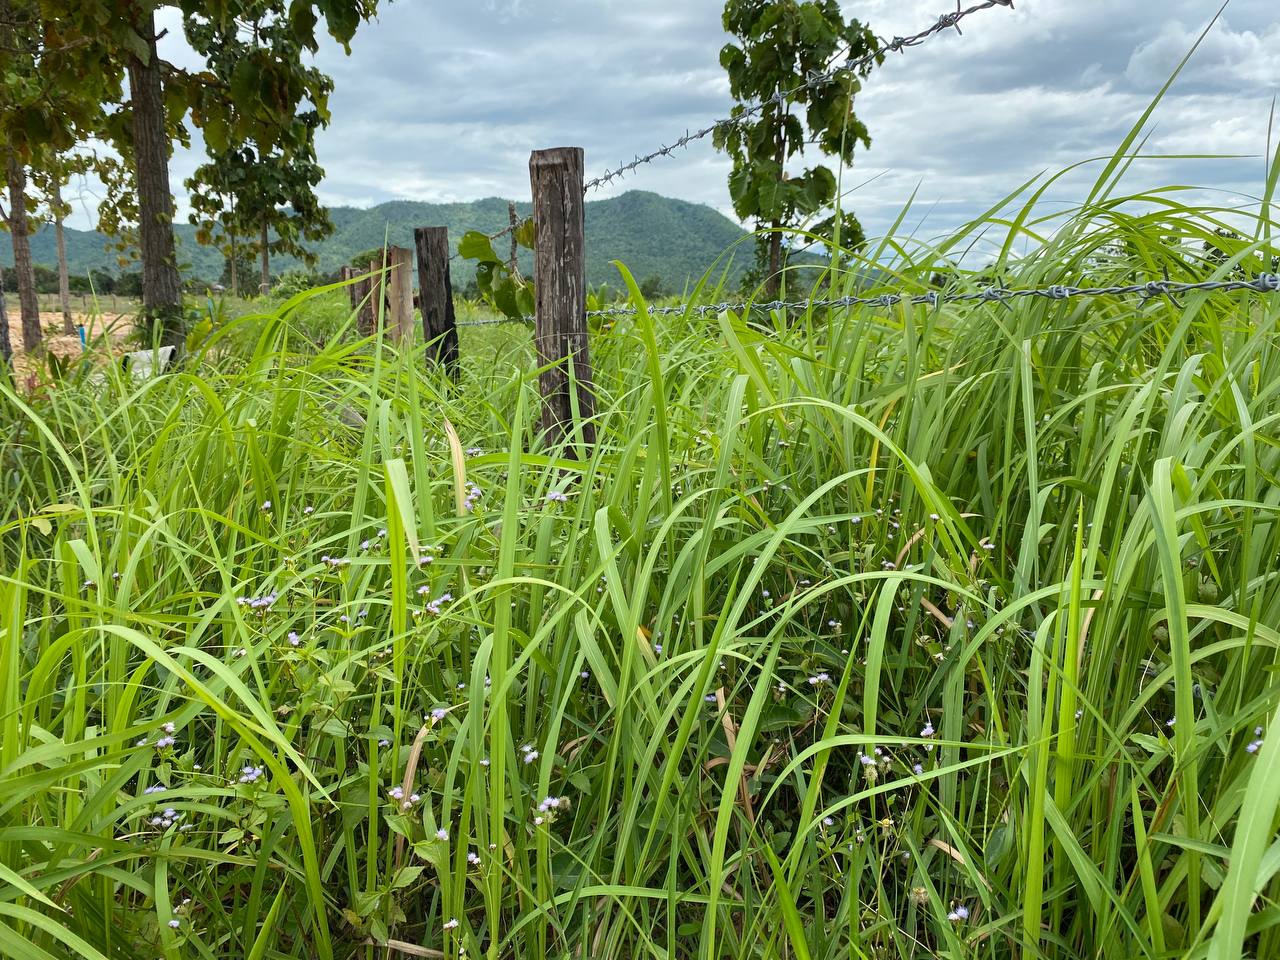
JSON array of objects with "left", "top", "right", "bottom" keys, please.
[{"left": 6, "top": 310, "right": 135, "bottom": 382}]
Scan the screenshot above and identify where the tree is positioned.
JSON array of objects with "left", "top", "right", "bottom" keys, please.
[
  {"left": 639, "top": 274, "right": 667, "bottom": 299},
  {"left": 0, "top": 0, "right": 60, "bottom": 353},
  {"left": 219, "top": 245, "right": 255, "bottom": 296},
  {"left": 2, "top": 152, "right": 42, "bottom": 353},
  {"left": 714, "top": 0, "right": 880, "bottom": 296},
  {"left": 185, "top": 7, "right": 336, "bottom": 295},
  {"left": 38, "top": 0, "right": 380, "bottom": 344},
  {"left": 30, "top": 151, "right": 94, "bottom": 334},
  {"left": 188, "top": 139, "right": 333, "bottom": 295}
]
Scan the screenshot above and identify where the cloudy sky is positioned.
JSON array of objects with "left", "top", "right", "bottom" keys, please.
[{"left": 67, "top": 0, "right": 1280, "bottom": 246}]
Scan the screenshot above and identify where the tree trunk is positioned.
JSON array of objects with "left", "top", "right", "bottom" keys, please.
[
  {"left": 259, "top": 218, "right": 270, "bottom": 294},
  {"left": 229, "top": 230, "right": 238, "bottom": 297},
  {"left": 765, "top": 114, "right": 786, "bottom": 299},
  {"left": 0, "top": 269, "right": 12, "bottom": 367},
  {"left": 54, "top": 181, "right": 74, "bottom": 335},
  {"left": 126, "top": 14, "right": 185, "bottom": 349},
  {"left": 5, "top": 151, "right": 42, "bottom": 354},
  {"left": 767, "top": 222, "right": 782, "bottom": 299}
]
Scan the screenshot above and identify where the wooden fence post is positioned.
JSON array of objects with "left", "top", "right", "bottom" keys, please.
[
  {"left": 530, "top": 146, "right": 594, "bottom": 452},
  {"left": 386, "top": 246, "right": 415, "bottom": 345},
  {"left": 339, "top": 266, "right": 355, "bottom": 308},
  {"left": 351, "top": 265, "right": 374, "bottom": 336},
  {"left": 414, "top": 227, "right": 459, "bottom": 376}
]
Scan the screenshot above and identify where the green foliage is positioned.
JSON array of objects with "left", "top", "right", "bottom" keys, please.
[
  {"left": 459, "top": 226, "right": 535, "bottom": 321},
  {"left": 715, "top": 0, "right": 880, "bottom": 291},
  {"left": 272, "top": 267, "right": 323, "bottom": 299},
  {"left": 0, "top": 0, "right": 111, "bottom": 167},
  {"left": 1, "top": 162, "right": 1279, "bottom": 959},
  {"left": 184, "top": 5, "right": 337, "bottom": 285}
]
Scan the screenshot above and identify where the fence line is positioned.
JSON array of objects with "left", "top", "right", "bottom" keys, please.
[
  {"left": 453, "top": 274, "right": 1280, "bottom": 328},
  {"left": 377, "top": 0, "right": 1280, "bottom": 446}
]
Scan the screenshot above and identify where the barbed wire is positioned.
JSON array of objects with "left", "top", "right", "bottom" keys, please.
[
  {"left": 446, "top": 1, "right": 1012, "bottom": 266},
  {"left": 454, "top": 274, "right": 1280, "bottom": 328},
  {"left": 582, "top": 0, "right": 1015, "bottom": 194}
]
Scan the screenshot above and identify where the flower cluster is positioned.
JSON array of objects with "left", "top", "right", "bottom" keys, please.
[
  {"left": 142, "top": 721, "right": 178, "bottom": 751},
  {"left": 545, "top": 490, "right": 570, "bottom": 505},
  {"left": 388, "top": 785, "right": 421, "bottom": 810},
  {"left": 148, "top": 806, "right": 186, "bottom": 831},
  {"left": 423, "top": 592, "right": 453, "bottom": 617},
  {"left": 320, "top": 555, "right": 350, "bottom": 569},
  {"left": 463, "top": 484, "right": 482, "bottom": 512},
  {"left": 520, "top": 743, "right": 539, "bottom": 764},
  {"left": 238, "top": 765, "right": 265, "bottom": 785},
  {"left": 236, "top": 592, "right": 279, "bottom": 612},
  {"left": 1246, "top": 726, "right": 1265, "bottom": 754}
]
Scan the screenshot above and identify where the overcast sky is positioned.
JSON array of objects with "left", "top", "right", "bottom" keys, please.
[{"left": 66, "top": 0, "right": 1280, "bottom": 247}]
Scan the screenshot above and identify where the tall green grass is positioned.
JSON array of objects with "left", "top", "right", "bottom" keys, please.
[{"left": 1, "top": 167, "right": 1279, "bottom": 960}]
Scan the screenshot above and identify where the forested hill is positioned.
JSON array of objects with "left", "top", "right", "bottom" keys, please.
[{"left": 2, "top": 190, "right": 763, "bottom": 289}]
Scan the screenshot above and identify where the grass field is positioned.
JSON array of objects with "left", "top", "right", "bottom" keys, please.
[{"left": 2, "top": 166, "right": 1279, "bottom": 960}]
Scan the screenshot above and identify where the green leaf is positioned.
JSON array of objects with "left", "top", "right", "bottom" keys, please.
[
  {"left": 515, "top": 216, "right": 537, "bottom": 250},
  {"left": 391, "top": 866, "right": 424, "bottom": 889},
  {"left": 458, "top": 230, "right": 502, "bottom": 263}
]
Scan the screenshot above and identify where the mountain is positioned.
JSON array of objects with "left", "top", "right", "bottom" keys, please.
[{"left": 1, "top": 191, "right": 760, "bottom": 290}]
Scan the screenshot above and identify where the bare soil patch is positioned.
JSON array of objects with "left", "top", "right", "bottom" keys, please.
[{"left": 7, "top": 310, "right": 135, "bottom": 383}]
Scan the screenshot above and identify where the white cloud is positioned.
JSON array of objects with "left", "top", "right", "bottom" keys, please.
[
  {"left": 1127, "top": 18, "right": 1280, "bottom": 89},
  {"left": 58, "top": 0, "right": 1277, "bottom": 250}
]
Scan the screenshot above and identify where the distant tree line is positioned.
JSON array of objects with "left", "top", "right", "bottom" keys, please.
[{"left": 1, "top": 263, "right": 142, "bottom": 297}]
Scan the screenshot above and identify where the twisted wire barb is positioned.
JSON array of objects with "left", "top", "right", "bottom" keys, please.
[
  {"left": 455, "top": 274, "right": 1280, "bottom": 327},
  {"left": 582, "top": 0, "right": 1015, "bottom": 193}
]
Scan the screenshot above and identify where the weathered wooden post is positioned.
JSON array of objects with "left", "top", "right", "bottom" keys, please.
[
  {"left": 349, "top": 264, "right": 374, "bottom": 336},
  {"left": 339, "top": 266, "right": 355, "bottom": 308},
  {"left": 386, "top": 245, "right": 415, "bottom": 345},
  {"left": 530, "top": 147, "right": 594, "bottom": 452},
  {"left": 414, "top": 227, "right": 459, "bottom": 376}
]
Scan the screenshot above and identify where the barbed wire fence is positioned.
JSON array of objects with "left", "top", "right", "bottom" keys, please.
[
  {"left": 453, "top": 276, "right": 1280, "bottom": 328},
  {"left": 442, "top": 0, "right": 1025, "bottom": 329},
  {"left": 373, "top": 0, "right": 1278, "bottom": 437}
]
